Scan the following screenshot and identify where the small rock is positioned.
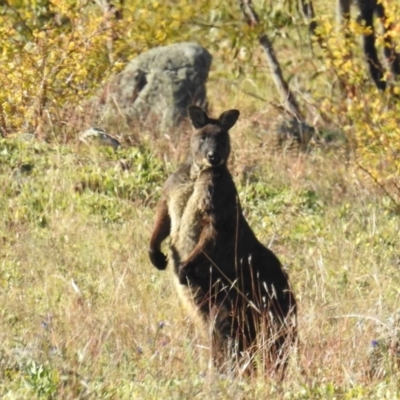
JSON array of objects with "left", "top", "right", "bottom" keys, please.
[{"left": 79, "top": 127, "right": 121, "bottom": 150}]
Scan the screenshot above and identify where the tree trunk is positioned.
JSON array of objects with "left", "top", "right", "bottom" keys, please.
[
  {"left": 299, "top": 0, "right": 318, "bottom": 41},
  {"left": 374, "top": 2, "right": 400, "bottom": 76},
  {"left": 357, "top": 0, "right": 386, "bottom": 90},
  {"left": 336, "top": 0, "right": 351, "bottom": 26},
  {"left": 94, "top": 0, "right": 124, "bottom": 64}
]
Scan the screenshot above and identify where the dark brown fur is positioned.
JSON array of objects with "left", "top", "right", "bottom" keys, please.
[{"left": 149, "top": 106, "right": 297, "bottom": 376}]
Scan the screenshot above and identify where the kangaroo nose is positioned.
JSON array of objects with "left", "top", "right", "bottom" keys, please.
[{"left": 207, "top": 151, "right": 221, "bottom": 165}]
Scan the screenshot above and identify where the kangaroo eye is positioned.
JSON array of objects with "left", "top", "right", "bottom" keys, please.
[{"left": 200, "top": 135, "right": 206, "bottom": 142}]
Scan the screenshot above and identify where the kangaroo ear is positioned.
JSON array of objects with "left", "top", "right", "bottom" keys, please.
[
  {"left": 187, "top": 105, "right": 209, "bottom": 129},
  {"left": 219, "top": 110, "right": 240, "bottom": 130}
]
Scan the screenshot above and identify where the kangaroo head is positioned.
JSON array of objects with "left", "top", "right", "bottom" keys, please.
[{"left": 187, "top": 106, "right": 240, "bottom": 169}]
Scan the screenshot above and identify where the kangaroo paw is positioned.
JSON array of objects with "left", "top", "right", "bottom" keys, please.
[{"left": 149, "top": 249, "right": 168, "bottom": 270}]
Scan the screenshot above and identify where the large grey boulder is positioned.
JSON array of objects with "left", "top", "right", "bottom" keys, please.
[{"left": 92, "top": 42, "right": 212, "bottom": 132}]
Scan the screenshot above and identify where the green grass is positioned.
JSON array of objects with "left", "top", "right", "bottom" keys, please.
[
  {"left": 0, "top": 127, "right": 399, "bottom": 399},
  {"left": 1, "top": 0, "right": 400, "bottom": 396}
]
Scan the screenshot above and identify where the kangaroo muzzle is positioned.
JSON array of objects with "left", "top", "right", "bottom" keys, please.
[{"left": 206, "top": 151, "right": 222, "bottom": 166}]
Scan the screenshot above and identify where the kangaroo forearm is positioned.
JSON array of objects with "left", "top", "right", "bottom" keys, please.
[
  {"left": 149, "top": 220, "right": 170, "bottom": 252},
  {"left": 149, "top": 199, "right": 171, "bottom": 270},
  {"left": 181, "top": 222, "right": 215, "bottom": 267}
]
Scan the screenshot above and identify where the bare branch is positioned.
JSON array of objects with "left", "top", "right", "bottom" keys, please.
[
  {"left": 356, "top": 161, "right": 399, "bottom": 209},
  {"left": 238, "top": 0, "right": 303, "bottom": 120}
]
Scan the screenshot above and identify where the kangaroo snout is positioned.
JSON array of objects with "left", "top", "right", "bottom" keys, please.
[{"left": 206, "top": 151, "right": 221, "bottom": 165}]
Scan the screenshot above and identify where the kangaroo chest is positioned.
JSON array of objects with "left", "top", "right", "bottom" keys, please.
[
  {"left": 168, "top": 180, "right": 194, "bottom": 241},
  {"left": 172, "top": 172, "right": 216, "bottom": 257}
]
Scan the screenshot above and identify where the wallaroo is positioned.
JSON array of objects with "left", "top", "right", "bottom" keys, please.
[{"left": 149, "top": 105, "right": 297, "bottom": 376}]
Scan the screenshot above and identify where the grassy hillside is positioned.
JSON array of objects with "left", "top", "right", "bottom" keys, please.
[
  {"left": 1, "top": 0, "right": 400, "bottom": 398},
  {"left": 0, "top": 123, "right": 399, "bottom": 398}
]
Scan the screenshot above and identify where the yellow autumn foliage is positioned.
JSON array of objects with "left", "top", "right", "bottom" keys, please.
[
  {"left": 0, "top": 0, "right": 247, "bottom": 137},
  {"left": 315, "top": 3, "right": 400, "bottom": 195},
  {"left": 0, "top": 0, "right": 400, "bottom": 197}
]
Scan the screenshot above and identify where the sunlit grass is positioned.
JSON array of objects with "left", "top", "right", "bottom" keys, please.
[
  {"left": 1, "top": 0, "right": 400, "bottom": 397},
  {"left": 0, "top": 127, "right": 399, "bottom": 398}
]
